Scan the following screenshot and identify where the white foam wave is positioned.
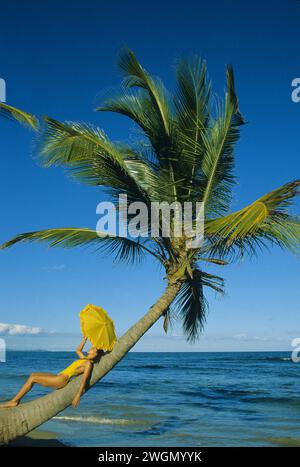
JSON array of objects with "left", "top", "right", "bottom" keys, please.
[{"left": 54, "top": 415, "right": 140, "bottom": 425}]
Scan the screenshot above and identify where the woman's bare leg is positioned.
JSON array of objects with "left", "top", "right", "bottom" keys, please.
[{"left": 0, "top": 372, "right": 68, "bottom": 408}]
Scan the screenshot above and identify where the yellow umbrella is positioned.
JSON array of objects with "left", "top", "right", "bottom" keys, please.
[{"left": 79, "top": 304, "right": 117, "bottom": 351}]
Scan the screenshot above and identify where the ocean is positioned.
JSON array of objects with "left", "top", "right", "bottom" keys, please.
[{"left": 1, "top": 351, "right": 299, "bottom": 447}]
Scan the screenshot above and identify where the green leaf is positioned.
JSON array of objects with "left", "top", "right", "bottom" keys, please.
[
  {"left": 171, "top": 269, "right": 208, "bottom": 343},
  {"left": 38, "top": 118, "right": 157, "bottom": 204},
  {"left": 200, "top": 66, "right": 244, "bottom": 215},
  {"left": 0, "top": 102, "right": 38, "bottom": 130},
  {"left": 0, "top": 227, "right": 157, "bottom": 264},
  {"left": 118, "top": 48, "right": 171, "bottom": 136},
  {"left": 205, "top": 180, "right": 300, "bottom": 257},
  {"left": 174, "top": 57, "right": 211, "bottom": 185},
  {"left": 199, "top": 257, "right": 228, "bottom": 266},
  {"left": 163, "top": 312, "right": 169, "bottom": 334}
]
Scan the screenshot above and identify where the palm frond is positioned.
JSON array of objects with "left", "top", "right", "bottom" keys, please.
[
  {"left": 171, "top": 269, "right": 209, "bottom": 343},
  {"left": 257, "top": 215, "right": 300, "bottom": 255},
  {"left": 175, "top": 57, "right": 210, "bottom": 131},
  {"left": 200, "top": 66, "right": 244, "bottom": 215},
  {"left": 172, "top": 267, "right": 225, "bottom": 343},
  {"left": 205, "top": 180, "right": 300, "bottom": 257},
  {"left": 38, "top": 118, "right": 158, "bottom": 204},
  {"left": 174, "top": 57, "right": 211, "bottom": 164},
  {"left": 162, "top": 306, "right": 179, "bottom": 335},
  {"left": 105, "top": 50, "right": 180, "bottom": 198},
  {"left": 200, "top": 271, "right": 225, "bottom": 294},
  {"left": 168, "top": 57, "right": 212, "bottom": 203},
  {"left": 98, "top": 89, "right": 154, "bottom": 137},
  {"left": 0, "top": 227, "right": 159, "bottom": 264},
  {"left": 198, "top": 257, "right": 228, "bottom": 266},
  {"left": 98, "top": 85, "right": 176, "bottom": 184},
  {"left": 118, "top": 48, "right": 171, "bottom": 136},
  {"left": 0, "top": 102, "right": 38, "bottom": 130}
]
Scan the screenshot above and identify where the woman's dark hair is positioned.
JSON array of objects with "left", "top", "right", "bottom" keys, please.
[{"left": 93, "top": 349, "right": 105, "bottom": 363}]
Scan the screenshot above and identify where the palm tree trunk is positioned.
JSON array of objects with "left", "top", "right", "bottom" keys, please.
[{"left": 0, "top": 278, "right": 183, "bottom": 445}]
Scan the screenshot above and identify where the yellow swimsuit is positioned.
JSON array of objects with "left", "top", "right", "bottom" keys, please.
[{"left": 59, "top": 358, "right": 87, "bottom": 381}]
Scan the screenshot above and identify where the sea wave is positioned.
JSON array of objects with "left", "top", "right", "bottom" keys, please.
[
  {"left": 245, "top": 396, "right": 300, "bottom": 407},
  {"left": 179, "top": 387, "right": 268, "bottom": 400},
  {"left": 261, "top": 357, "right": 291, "bottom": 362},
  {"left": 132, "top": 364, "right": 165, "bottom": 369},
  {"left": 53, "top": 415, "right": 143, "bottom": 425}
]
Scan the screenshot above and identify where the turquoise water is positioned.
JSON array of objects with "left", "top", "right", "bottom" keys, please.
[{"left": 1, "top": 351, "right": 300, "bottom": 447}]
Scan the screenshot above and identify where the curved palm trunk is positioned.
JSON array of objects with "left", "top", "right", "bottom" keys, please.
[{"left": 0, "top": 279, "right": 183, "bottom": 445}]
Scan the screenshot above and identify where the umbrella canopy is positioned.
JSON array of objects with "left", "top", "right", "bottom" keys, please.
[{"left": 79, "top": 304, "right": 117, "bottom": 351}]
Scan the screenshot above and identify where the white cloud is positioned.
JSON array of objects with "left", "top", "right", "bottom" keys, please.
[
  {"left": 232, "top": 333, "right": 274, "bottom": 342},
  {"left": 0, "top": 322, "right": 44, "bottom": 336},
  {"left": 233, "top": 333, "right": 248, "bottom": 341}
]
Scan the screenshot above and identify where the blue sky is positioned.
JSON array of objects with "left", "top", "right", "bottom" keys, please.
[{"left": 0, "top": 0, "right": 299, "bottom": 352}]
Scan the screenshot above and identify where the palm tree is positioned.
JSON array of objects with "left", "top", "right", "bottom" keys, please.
[{"left": 0, "top": 49, "right": 299, "bottom": 444}]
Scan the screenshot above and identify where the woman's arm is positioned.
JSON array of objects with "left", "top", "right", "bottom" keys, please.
[
  {"left": 76, "top": 336, "right": 87, "bottom": 359},
  {"left": 71, "top": 361, "right": 93, "bottom": 408}
]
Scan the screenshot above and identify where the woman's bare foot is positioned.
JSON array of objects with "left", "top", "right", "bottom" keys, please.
[{"left": 0, "top": 400, "right": 19, "bottom": 408}]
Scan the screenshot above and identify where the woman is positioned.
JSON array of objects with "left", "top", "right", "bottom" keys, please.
[{"left": 0, "top": 337, "right": 100, "bottom": 409}]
